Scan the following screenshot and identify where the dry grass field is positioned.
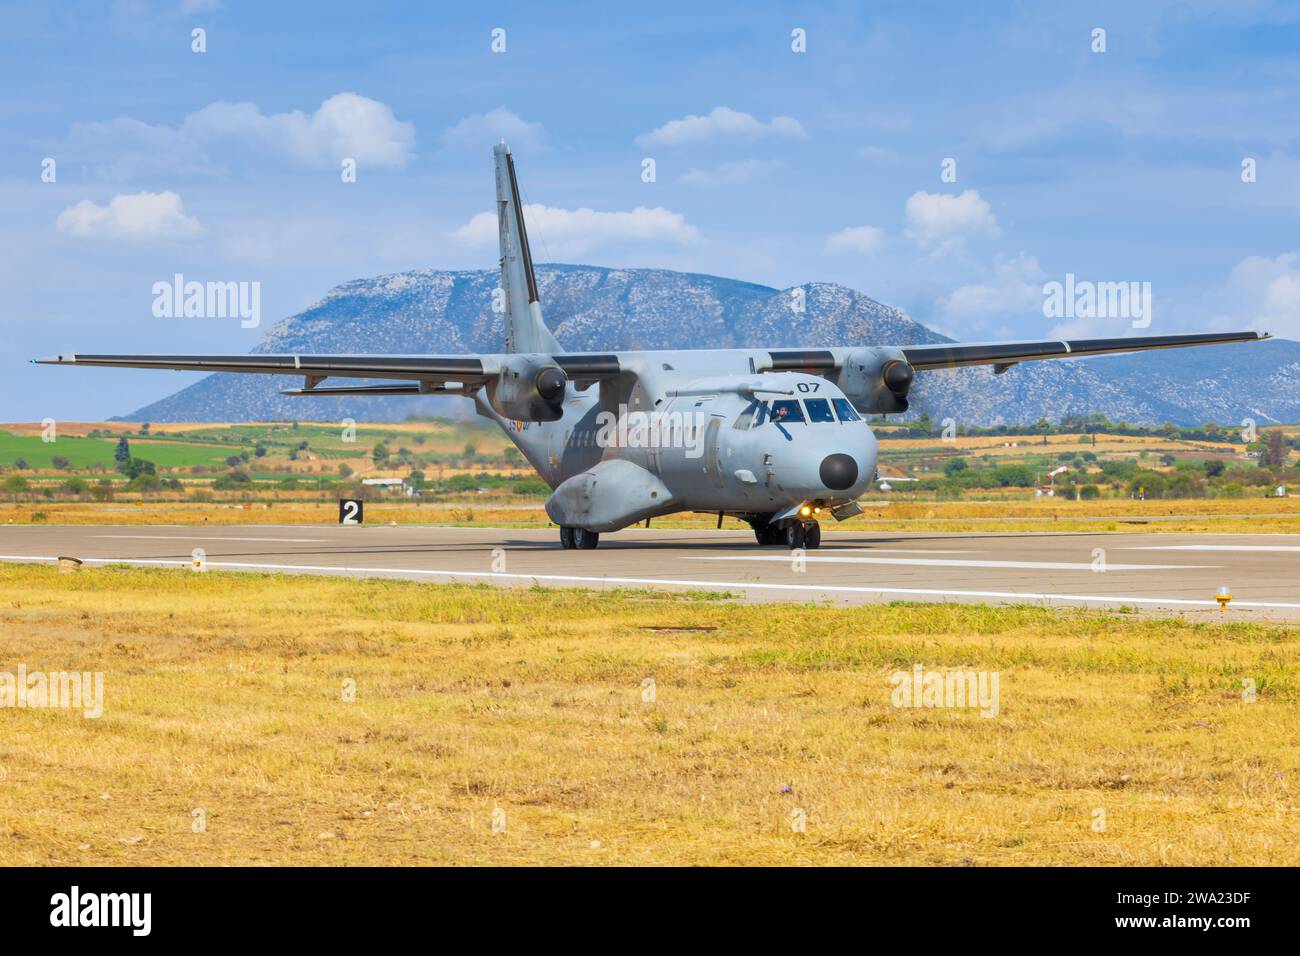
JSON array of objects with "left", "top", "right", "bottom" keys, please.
[
  {"left": 4, "top": 496, "right": 1299, "bottom": 534},
  {"left": 1, "top": 563, "right": 1296, "bottom": 866}
]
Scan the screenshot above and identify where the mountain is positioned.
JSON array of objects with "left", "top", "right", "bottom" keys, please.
[{"left": 122, "top": 264, "right": 1300, "bottom": 426}]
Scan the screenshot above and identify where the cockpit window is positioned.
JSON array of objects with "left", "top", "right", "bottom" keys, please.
[
  {"left": 805, "top": 398, "right": 835, "bottom": 423},
  {"left": 769, "top": 400, "right": 805, "bottom": 424},
  {"left": 832, "top": 398, "right": 862, "bottom": 422}
]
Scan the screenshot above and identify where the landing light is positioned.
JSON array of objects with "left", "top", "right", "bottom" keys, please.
[
  {"left": 799, "top": 505, "right": 812, "bottom": 518},
  {"left": 1215, "top": 585, "right": 1232, "bottom": 612}
]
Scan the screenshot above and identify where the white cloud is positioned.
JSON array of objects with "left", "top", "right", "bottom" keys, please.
[
  {"left": 636, "top": 106, "right": 807, "bottom": 147},
  {"left": 451, "top": 204, "right": 699, "bottom": 258},
  {"left": 676, "top": 158, "right": 783, "bottom": 187},
  {"left": 1215, "top": 252, "right": 1300, "bottom": 340},
  {"left": 64, "top": 92, "right": 414, "bottom": 177},
  {"left": 904, "top": 189, "right": 1001, "bottom": 250},
  {"left": 824, "top": 225, "right": 885, "bottom": 256},
  {"left": 56, "top": 191, "right": 205, "bottom": 240},
  {"left": 441, "top": 108, "right": 546, "bottom": 151},
  {"left": 940, "top": 253, "right": 1046, "bottom": 322}
]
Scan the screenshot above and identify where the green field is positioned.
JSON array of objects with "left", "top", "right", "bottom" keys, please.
[{"left": 0, "top": 433, "right": 236, "bottom": 470}]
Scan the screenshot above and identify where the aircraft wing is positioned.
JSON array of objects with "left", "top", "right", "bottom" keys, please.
[
  {"left": 897, "top": 330, "right": 1268, "bottom": 371},
  {"left": 31, "top": 351, "right": 624, "bottom": 395},
  {"left": 33, "top": 330, "right": 1269, "bottom": 394}
]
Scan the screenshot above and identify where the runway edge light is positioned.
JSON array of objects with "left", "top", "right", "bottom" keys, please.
[{"left": 1216, "top": 585, "right": 1232, "bottom": 611}]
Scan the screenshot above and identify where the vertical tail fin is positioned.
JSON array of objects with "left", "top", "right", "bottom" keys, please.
[{"left": 494, "top": 142, "right": 561, "bottom": 354}]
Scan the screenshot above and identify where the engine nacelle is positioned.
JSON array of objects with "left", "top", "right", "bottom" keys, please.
[
  {"left": 486, "top": 356, "right": 568, "bottom": 421},
  {"left": 831, "top": 347, "right": 914, "bottom": 414}
]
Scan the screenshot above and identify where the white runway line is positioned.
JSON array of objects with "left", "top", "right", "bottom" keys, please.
[
  {"left": 90, "top": 534, "right": 329, "bottom": 543},
  {"left": 3, "top": 553, "right": 1299, "bottom": 610},
  {"left": 686, "top": 555, "right": 1212, "bottom": 571},
  {"left": 1121, "top": 545, "right": 1300, "bottom": 553},
  {"left": 830, "top": 548, "right": 979, "bottom": 554}
]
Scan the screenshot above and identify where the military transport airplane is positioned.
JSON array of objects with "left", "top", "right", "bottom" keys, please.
[{"left": 37, "top": 143, "right": 1269, "bottom": 549}]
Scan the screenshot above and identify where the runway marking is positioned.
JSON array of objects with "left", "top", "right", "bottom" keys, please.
[
  {"left": 1121, "top": 545, "right": 1300, "bottom": 553},
  {"left": 3, "top": 554, "right": 1298, "bottom": 610},
  {"left": 831, "top": 548, "right": 979, "bottom": 555},
  {"left": 686, "top": 555, "right": 1211, "bottom": 572},
  {"left": 90, "top": 534, "right": 329, "bottom": 543}
]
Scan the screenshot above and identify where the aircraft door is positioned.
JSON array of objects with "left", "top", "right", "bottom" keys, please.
[{"left": 703, "top": 415, "right": 726, "bottom": 489}]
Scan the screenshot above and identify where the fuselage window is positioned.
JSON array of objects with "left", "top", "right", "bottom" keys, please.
[
  {"left": 734, "top": 401, "right": 760, "bottom": 430},
  {"left": 832, "top": 398, "right": 862, "bottom": 422},
  {"left": 770, "top": 399, "right": 805, "bottom": 424},
  {"left": 805, "top": 398, "right": 835, "bottom": 423},
  {"left": 751, "top": 403, "right": 770, "bottom": 428}
]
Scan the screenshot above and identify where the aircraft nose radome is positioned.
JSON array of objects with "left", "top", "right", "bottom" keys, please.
[{"left": 819, "top": 453, "right": 858, "bottom": 491}]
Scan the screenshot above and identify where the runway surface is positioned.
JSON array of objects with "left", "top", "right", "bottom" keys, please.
[{"left": 3, "top": 524, "right": 1299, "bottom": 620}]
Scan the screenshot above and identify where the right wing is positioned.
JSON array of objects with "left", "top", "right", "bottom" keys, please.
[{"left": 897, "top": 330, "right": 1269, "bottom": 371}]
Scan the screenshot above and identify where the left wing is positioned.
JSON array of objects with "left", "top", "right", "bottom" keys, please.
[{"left": 32, "top": 352, "right": 623, "bottom": 395}]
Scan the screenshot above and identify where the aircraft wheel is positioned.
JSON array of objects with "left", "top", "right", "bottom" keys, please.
[
  {"left": 574, "top": 527, "right": 600, "bottom": 549},
  {"left": 785, "top": 521, "right": 806, "bottom": 550},
  {"left": 559, "top": 526, "right": 575, "bottom": 549},
  {"left": 805, "top": 521, "right": 821, "bottom": 549}
]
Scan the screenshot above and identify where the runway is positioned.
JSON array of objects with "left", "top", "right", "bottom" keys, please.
[{"left": 2, "top": 524, "right": 1299, "bottom": 620}]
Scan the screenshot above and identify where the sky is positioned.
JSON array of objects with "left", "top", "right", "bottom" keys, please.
[{"left": 2, "top": 0, "right": 1299, "bottom": 420}]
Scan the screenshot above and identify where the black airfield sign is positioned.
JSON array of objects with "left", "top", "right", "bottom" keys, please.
[{"left": 339, "top": 498, "right": 363, "bottom": 525}]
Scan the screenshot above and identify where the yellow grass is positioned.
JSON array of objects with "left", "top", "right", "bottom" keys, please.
[
  {"left": 4, "top": 496, "right": 1299, "bottom": 534},
  {"left": 0, "top": 563, "right": 1296, "bottom": 865}
]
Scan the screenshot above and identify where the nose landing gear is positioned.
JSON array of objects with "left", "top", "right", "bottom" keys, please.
[
  {"left": 785, "top": 520, "right": 821, "bottom": 550},
  {"left": 559, "top": 526, "right": 599, "bottom": 549},
  {"left": 749, "top": 516, "right": 820, "bottom": 549}
]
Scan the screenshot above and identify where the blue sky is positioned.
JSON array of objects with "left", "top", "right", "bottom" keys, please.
[{"left": 3, "top": 0, "right": 1299, "bottom": 419}]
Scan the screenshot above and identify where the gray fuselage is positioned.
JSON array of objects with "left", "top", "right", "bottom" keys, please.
[{"left": 476, "top": 348, "right": 879, "bottom": 529}]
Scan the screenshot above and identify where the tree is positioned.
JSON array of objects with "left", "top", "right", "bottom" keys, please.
[
  {"left": 126, "top": 473, "right": 163, "bottom": 494},
  {"left": 338, "top": 463, "right": 353, "bottom": 478},
  {"left": 3, "top": 475, "right": 30, "bottom": 498},
  {"left": 50, "top": 455, "right": 70, "bottom": 469},
  {"left": 212, "top": 470, "right": 252, "bottom": 490},
  {"left": 124, "top": 458, "right": 156, "bottom": 479},
  {"left": 114, "top": 437, "right": 131, "bottom": 471},
  {"left": 1260, "top": 431, "right": 1288, "bottom": 469},
  {"left": 254, "top": 444, "right": 268, "bottom": 458},
  {"left": 943, "top": 458, "right": 968, "bottom": 477}
]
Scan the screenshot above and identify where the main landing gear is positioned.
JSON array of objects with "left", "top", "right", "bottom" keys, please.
[
  {"left": 559, "top": 526, "right": 599, "bottom": 549},
  {"left": 750, "top": 518, "right": 820, "bottom": 549}
]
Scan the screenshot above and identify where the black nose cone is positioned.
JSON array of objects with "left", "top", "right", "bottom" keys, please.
[{"left": 820, "top": 453, "right": 858, "bottom": 490}]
